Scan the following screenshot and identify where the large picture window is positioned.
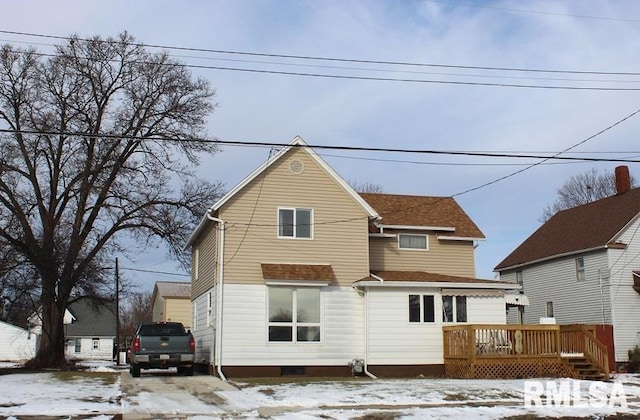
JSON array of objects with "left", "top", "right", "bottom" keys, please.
[
  {"left": 278, "top": 208, "right": 313, "bottom": 239},
  {"left": 409, "top": 295, "right": 435, "bottom": 323},
  {"left": 398, "top": 234, "right": 428, "bottom": 250},
  {"left": 442, "top": 295, "right": 467, "bottom": 323},
  {"left": 268, "top": 287, "right": 320, "bottom": 342}
]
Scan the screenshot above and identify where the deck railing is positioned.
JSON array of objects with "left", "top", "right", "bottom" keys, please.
[
  {"left": 559, "top": 325, "right": 609, "bottom": 375},
  {"left": 443, "top": 324, "right": 561, "bottom": 361}
]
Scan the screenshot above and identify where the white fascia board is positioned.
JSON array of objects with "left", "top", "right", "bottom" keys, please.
[
  {"left": 265, "top": 280, "right": 329, "bottom": 287},
  {"left": 437, "top": 235, "right": 486, "bottom": 242},
  {"left": 495, "top": 245, "right": 608, "bottom": 272},
  {"left": 354, "top": 281, "right": 521, "bottom": 290},
  {"left": 369, "top": 233, "right": 397, "bottom": 238},
  {"left": 376, "top": 223, "right": 455, "bottom": 232}
]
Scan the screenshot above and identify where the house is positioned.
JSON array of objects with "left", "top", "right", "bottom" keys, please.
[
  {"left": 151, "top": 281, "right": 192, "bottom": 329},
  {"left": 64, "top": 300, "right": 117, "bottom": 360},
  {"left": 495, "top": 165, "right": 640, "bottom": 365},
  {"left": 186, "top": 136, "right": 520, "bottom": 378},
  {"left": 0, "top": 320, "right": 37, "bottom": 361}
]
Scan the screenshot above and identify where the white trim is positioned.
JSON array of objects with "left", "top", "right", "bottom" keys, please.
[
  {"left": 354, "top": 280, "right": 520, "bottom": 290},
  {"left": 440, "top": 289, "right": 504, "bottom": 297},
  {"left": 505, "top": 293, "right": 530, "bottom": 306},
  {"left": 495, "top": 245, "right": 607, "bottom": 272},
  {"left": 369, "top": 233, "right": 397, "bottom": 238},
  {"left": 186, "top": 136, "right": 380, "bottom": 248},
  {"left": 376, "top": 223, "right": 455, "bottom": 232},
  {"left": 437, "top": 235, "right": 486, "bottom": 242},
  {"left": 265, "top": 280, "right": 329, "bottom": 287},
  {"left": 277, "top": 207, "right": 314, "bottom": 240}
]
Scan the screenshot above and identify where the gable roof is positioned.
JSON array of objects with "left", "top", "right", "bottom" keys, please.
[
  {"left": 186, "top": 136, "right": 379, "bottom": 247},
  {"left": 359, "top": 193, "right": 485, "bottom": 239},
  {"left": 65, "top": 300, "right": 117, "bottom": 337},
  {"left": 495, "top": 187, "right": 640, "bottom": 271},
  {"left": 153, "top": 281, "right": 191, "bottom": 300}
]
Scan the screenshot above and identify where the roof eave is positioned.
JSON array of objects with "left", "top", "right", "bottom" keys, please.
[
  {"left": 495, "top": 244, "right": 609, "bottom": 272},
  {"left": 353, "top": 280, "right": 520, "bottom": 290}
]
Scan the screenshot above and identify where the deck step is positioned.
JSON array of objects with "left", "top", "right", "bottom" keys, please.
[{"left": 562, "top": 357, "right": 609, "bottom": 381}]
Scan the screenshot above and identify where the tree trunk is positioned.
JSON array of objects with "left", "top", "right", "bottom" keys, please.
[{"left": 28, "top": 281, "right": 68, "bottom": 369}]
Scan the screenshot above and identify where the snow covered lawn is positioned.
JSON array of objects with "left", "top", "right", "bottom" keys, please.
[{"left": 1, "top": 360, "right": 640, "bottom": 419}]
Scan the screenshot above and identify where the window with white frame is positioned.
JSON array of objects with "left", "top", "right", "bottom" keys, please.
[
  {"left": 268, "top": 287, "right": 320, "bottom": 342},
  {"left": 398, "top": 233, "right": 428, "bottom": 250},
  {"left": 207, "top": 291, "right": 213, "bottom": 327},
  {"left": 92, "top": 338, "right": 100, "bottom": 350},
  {"left": 516, "top": 270, "right": 523, "bottom": 287},
  {"left": 409, "top": 295, "right": 435, "bottom": 323},
  {"left": 193, "top": 247, "right": 200, "bottom": 280},
  {"left": 575, "top": 257, "right": 585, "bottom": 282},
  {"left": 442, "top": 295, "right": 467, "bottom": 323},
  {"left": 74, "top": 338, "right": 81, "bottom": 353},
  {"left": 278, "top": 208, "right": 313, "bottom": 239}
]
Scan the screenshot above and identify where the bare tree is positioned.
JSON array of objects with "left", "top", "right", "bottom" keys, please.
[
  {"left": 0, "top": 33, "right": 223, "bottom": 368},
  {"left": 349, "top": 180, "right": 383, "bottom": 193},
  {"left": 120, "top": 291, "right": 153, "bottom": 340},
  {"left": 541, "top": 168, "right": 636, "bottom": 221}
]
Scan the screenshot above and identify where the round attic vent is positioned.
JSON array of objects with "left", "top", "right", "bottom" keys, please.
[{"left": 289, "top": 160, "right": 304, "bottom": 174}]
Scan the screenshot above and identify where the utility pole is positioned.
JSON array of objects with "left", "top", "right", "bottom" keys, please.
[{"left": 115, "top": 257, "right": 120, "bottom": 365}]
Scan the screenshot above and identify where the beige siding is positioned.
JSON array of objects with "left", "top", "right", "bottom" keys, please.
[
  {"left": 151, "top": 295, "right": 164, "bottom": 323},
  {"left": 192, "top": 223, "right": 219, "bottom": 300},
  {"left": 164, "top": 298, "right": 192, "bottom": 329},
  {"left": 218, "top": 148, "right": 371, "bottom": 286},
  {"left": 369, "top": 233, "right": 477, "bottom": 277}
]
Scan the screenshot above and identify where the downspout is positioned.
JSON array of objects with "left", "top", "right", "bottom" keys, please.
[
  {"left": 363, "top": 286, "right": 377, "bottom": 379},
  {"left": 206, "top": 212, "right": 227, "bottom": 381}
]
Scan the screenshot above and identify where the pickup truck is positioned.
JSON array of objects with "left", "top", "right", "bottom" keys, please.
[{"left": 129, "top": 322, "right": 195, "bottom": 377}]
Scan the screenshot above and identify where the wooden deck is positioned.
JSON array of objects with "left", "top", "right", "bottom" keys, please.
[{"left": 443, "top": 324, "right": 609, "bottom": 380}]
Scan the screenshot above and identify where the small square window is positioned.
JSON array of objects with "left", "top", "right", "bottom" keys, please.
[{"left": 278, "top": 208, "right": 313, "bottom": 239}]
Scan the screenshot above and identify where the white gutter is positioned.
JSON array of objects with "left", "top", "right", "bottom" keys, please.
[
  {"left": 496, "top": 245, "right": 610, "bottom": 272},
  {"left": 369, "top": 273, "right": 384, "bottom": 283},
  {"left": 206, "top": 212, "right": 227, "bottom": 381},
  {"left": 363, "top": 287, "right": 377, "bottom": 379}
]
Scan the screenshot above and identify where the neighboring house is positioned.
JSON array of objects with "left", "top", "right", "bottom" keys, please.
[
  {"left": 0, "top": 320, "right": 37, "bottom": 361},
  {"left": 186, "top": 136, "right": 520, "bottom": 378},
  {"left": 64, "top": 300, "right": 117, "bottom": 360},
  {"left": 151, "top": 281, "right": 192, "bottom": 329},
  {"left": 495, "top": 165, "right": 640, "bottom": 364}
]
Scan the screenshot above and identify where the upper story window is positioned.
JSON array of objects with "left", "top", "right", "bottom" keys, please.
[
  {"left": 398, "top": 233, "right": 428, "bottom": 250},
  {"left": 516, "top": 270, "right": 523, "bottom": 287},
  {"left": 409, "top": 295, "right": 435, "bottom": 323},
  {"left": 575, "top": 257, "right": 585, "bottom": 282},
  {"left": 278, "top": 208, "right": 313, "bottom": 239}
]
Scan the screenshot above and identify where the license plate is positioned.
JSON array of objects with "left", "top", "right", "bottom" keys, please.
[{"left": 159, "top": 354, "right": 170, "bottom": 360}]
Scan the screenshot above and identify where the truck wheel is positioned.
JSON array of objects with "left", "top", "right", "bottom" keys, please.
[{"left": 131, "top": 364, "right": 141, "bottom": 378}]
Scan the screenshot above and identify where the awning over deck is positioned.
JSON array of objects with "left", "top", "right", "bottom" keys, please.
[{"left": 504, "top": 293, "right": 529, "bottom": 306}]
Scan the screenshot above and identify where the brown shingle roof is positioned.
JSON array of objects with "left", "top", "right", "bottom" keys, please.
[
  {"left": 261, "top": 263, "right": 336, "bottom": 283},
  {"left": 495, "top": 187, "right": 640, "bottom": 271},
  {"left": 365, "top": 270, "right": 504, "bottom": 284},
  {"left": 359, "top": 193, "right": 484, "bottom": 238}
]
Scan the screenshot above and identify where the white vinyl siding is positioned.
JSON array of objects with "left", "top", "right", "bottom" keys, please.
[
  {"left": 192, "top": 289, "right": 215, "bottom": 365},
  {"left": 65, "top": 337, "right": 114, "bottom": 360},
  {"left": 221, "top": 284, "right": 364, "bottom": 366},
  {"left": 367, "top": 288, "right": 506, "bottom": 365},
  {"left": 0, "top": 322, "right": 36, "bottom": 361}
]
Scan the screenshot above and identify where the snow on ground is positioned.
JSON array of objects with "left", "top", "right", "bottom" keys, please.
[{"left": 0, "top": 361, "right": 640, "bottom": 419}]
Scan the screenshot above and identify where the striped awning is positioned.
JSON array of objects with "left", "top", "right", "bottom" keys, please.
[{"left": 505, "top": 293, "right": 530, "bottom": 306}]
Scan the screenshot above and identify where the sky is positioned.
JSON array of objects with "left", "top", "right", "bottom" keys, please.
[
  {"left": 1, "top": 0, "right": 640, "bottom": 291},
  {"left": 1, "top": 361, "right": 639, "bottom": 418}
]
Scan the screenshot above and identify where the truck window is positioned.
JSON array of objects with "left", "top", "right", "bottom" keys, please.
[{"left": 138, "top": 323, "right": 186, "bottom": 336}]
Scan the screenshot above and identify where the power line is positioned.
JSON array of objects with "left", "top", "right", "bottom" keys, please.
[
  {"left": 2, "top": 128, "right": 640, "bottom": 164},
  {"left": 120, "top": 266, "right": 189, "bottom": 278},
  {"left": 425, "top": 0, "right": 640, "bottom": 24},
  {"left": 2, "top": 29, "right": 640, "bottom": 77}
]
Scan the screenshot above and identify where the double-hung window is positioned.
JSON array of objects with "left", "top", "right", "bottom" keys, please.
[
  {"left": 278, "top": 208, "right": 313, "bottom": 239},
  {"left": 398, "top": 234, "right": 428, "bottom": 250},
  {"left": 442, "top": 296, "right": 467, "bottom": 323},
  {"left": 268, "top": 287, "right": 320, "bottom": 342},
  {"left": 92, "top": 338, "right": 100, "bottom": 350},
  {"left": 409, "top": 295, "right": 435, "bottom": 323}
]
